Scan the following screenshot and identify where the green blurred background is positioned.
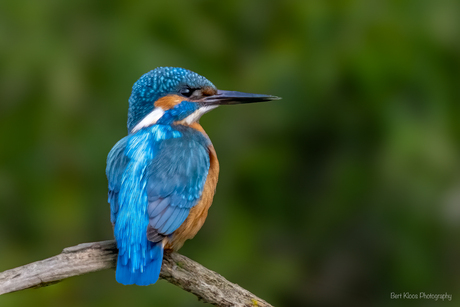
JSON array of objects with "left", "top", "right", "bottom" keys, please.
[{"left": 1, "top": 0, "right": 459, "bottom": 306}]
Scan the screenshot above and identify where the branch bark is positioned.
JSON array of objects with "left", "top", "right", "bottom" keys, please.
[{"left": 0, "top": 240, "right": 272, "bottom": 307}]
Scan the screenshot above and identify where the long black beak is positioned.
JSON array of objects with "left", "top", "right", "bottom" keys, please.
[{"left": 202, "top": 90, "right": 281, "bottom": 106}]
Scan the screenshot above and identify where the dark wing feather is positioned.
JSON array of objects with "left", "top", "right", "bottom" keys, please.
[{"left": 146, "top": 131, "right": 210, "bottom": 242}]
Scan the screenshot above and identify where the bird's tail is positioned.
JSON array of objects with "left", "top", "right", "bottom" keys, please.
[{"left": 116, "top": 241, "right": 163, "bottom": 286}]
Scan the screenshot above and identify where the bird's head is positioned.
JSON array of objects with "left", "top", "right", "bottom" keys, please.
[{"left": 127, "top": 67, "right": 280, "bottom": 133}]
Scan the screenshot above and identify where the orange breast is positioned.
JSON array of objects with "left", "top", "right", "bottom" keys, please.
[{"left": 164, "top": 125, "right": 219, "bottom": 251}]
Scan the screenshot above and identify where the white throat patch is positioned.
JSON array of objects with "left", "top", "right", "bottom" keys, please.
[
  {"left": 131, "top": 108, "right": 165, "bottom": 133},
  {"left": 182, "top": 105, "right": 219, "bottom": 125}
]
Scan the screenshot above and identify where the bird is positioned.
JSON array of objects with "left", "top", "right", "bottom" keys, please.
[{"left": 106, "top": 67, "right": 280, "bottom": 286}]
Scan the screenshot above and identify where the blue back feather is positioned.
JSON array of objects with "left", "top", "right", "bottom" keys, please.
[{"left": 106, "top": 123, "right": 210, "bottom": 285}]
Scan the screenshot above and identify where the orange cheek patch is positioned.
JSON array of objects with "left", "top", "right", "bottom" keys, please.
[{"left": 154, "top": 94, "right": 185, "bottom": 110}]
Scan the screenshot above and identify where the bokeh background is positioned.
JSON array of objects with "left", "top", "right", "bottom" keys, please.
[{"left": 1, "top": 0, "right": 459, "bottom": 306}]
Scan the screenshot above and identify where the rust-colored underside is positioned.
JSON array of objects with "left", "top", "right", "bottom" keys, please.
[{"left": 164, "top": 123, "right": 219, "bottom": 251}]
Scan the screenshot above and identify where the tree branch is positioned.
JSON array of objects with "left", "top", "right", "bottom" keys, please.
[{"left": 0, "top": 240, "right": 272, "bottom": 307}]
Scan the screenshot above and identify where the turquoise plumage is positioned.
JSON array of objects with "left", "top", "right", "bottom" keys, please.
[{"left": 106, "top": 67, "right": 279, "bottom": 285}]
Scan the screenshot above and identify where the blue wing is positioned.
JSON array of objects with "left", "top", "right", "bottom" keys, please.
[
  {"left": 106, "top": 136, "right": 129, "bottom": 224},
  {"left": 145, "top": 129, "right": 210, "bottom": 242},
  {"left": 106, "top": 126, "right": 210, "bottom": 242}
]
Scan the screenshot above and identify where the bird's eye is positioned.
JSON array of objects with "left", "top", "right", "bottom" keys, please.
[{"left": 180, "top": 87, "right": 194, "bottom": 97}]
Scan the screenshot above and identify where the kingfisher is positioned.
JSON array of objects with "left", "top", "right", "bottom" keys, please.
[{"left": 106, "top": 67, "right": 279, "bottom": 286}]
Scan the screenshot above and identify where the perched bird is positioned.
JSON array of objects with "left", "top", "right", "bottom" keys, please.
[{"left": 106, "top": 67, "right": 279, "bottom": 286}]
